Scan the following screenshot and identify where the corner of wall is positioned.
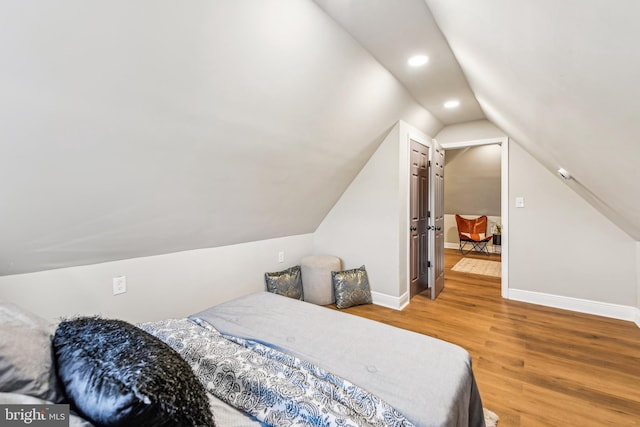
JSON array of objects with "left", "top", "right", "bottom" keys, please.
[
  {"left": 313, "top": 123, "right": 402, "bottom": 298},
  {"left": 371, "top": 291, "right": 409, "bottom": 310}
]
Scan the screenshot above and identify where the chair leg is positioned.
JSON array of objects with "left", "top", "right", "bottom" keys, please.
[
  {"left": 460, "top": 241, "right": 475, "bottom": 256},
  {"left": 460, "top": 240, "right": 492, "bottom": 256},
  {"left": 481, "top": 243, "right": 490, "bottom": 256},
  {"left": 471, "top": 241, "right": 491, "bottom": 256}
]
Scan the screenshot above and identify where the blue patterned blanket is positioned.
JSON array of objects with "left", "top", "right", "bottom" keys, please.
[{"left": 138, "top": 318, "right": 414, "bottom": 427}]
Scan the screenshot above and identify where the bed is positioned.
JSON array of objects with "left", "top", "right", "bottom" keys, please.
[{"left": 0, "top": 292, "right": 485, "bottom": 427}]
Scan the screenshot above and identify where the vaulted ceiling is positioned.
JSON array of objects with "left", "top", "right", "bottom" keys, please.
[
  {"left": 0, "top": 0, "right": 440, "bottom": 275},
  {"left": 319, "top": 0, "right": 640, "bottom": 241},
  {"left": 1, "top": 0, "right": 638, "bottom": 276},
  {"left": 427, "top": 0, "right": 640, "bottom": 241}
]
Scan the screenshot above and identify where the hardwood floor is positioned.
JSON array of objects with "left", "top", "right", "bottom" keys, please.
[{"left": 334, "top": 249, "right": 640, "bottom": 426}]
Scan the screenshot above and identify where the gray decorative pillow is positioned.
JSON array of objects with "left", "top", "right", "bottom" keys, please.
[
  {"left": 264, "top": 265, "right": 304, "bottom": 300},
  {"left": 0, "top": 301, "right": 62, "bottom": 402},
  {"left": 332, "top": 265, "right": 373, "bottom": 309}
]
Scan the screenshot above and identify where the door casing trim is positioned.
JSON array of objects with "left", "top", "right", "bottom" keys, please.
[{"left": 438, "top": 137, "right": 509, "bottom": 298}]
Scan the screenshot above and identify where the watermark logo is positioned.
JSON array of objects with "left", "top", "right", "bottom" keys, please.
[{"left": 1, "top": 405, "right": 69, "bottom": 426}]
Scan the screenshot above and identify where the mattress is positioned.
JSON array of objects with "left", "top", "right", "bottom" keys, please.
[{"left": 192, "top": 291, "right": 485, "bottom": 427}]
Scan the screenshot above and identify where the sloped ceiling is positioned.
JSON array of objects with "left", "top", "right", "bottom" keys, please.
[
  {"left": 0, "top": 0, "right": 441, "bottom": 275},
  {"left": 320, "top": 0, "right": 640, "bottom": 241},
  {"left": 3, "top": 1, "right": 638, "bottom": 276},
  {"left": 425, "top": 0, "right": 640, "bottom": 240},
  {"left": 313, "top": 0, "right": 484, "bottom": 124}
]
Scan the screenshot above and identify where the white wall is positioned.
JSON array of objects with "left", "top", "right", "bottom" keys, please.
[
  {"left": 436, "top": 119, "right": 638, "bottom": 323},
  {"left": 509, "top": 143, "right": 636, "bottom": 306},
  {"left": 436, "top": 119, "right": 507, "bottom": 142},
  {"left": 313, "top": 124, "right": 402, "bottom": 299},
  {"left": 313, "top": 121, "right": 432, "bottom": 308},
  {"left": 0, "top": 234, "right": 313, "bottom": 324}
]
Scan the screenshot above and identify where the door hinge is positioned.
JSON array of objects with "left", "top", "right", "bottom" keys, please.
[
  {"left": 427, "top": 261, "right": 431, "bottom": 268},
  {"left": 428, "top": 210, "right": 431, "bottom": 218}
]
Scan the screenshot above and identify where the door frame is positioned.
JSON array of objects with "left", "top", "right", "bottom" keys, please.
[
  {"left": 438, "top": 137, "right": 509, "bottom": 298},
  {"left": 400, "top": 125, "right": 433, "bottom": 303}
]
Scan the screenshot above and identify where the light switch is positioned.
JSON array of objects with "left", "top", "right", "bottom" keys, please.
[{"left": 515, "top": 197, "right": 525, "bottom": 208}]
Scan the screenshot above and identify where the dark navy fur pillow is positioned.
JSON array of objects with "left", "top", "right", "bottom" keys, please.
[{"left": 53, "top": 317, "right": 214, "bottom": 427}]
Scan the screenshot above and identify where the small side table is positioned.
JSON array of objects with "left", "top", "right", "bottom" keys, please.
[{"left": 492, "top": 234, "right": 502, "bottom": 254}]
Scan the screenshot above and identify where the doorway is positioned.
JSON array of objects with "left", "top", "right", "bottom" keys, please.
[{"left": 439, "top": 137, "right": 509, "bottom": 297}]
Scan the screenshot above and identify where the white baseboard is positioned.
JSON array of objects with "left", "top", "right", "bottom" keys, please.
[
  {"left": 371, "top": 291, "right": 409, "bottom": 310},
  {"left": 509, "top": 289, "right": 639, "bottom": 326},
  {"left": 373, "top": 288, "right": 640, "bottom": 326}
]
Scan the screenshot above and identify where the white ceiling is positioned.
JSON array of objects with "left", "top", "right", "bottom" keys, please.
[
  {"left": 0, "top": 0, "right": 441, "bottom": 275},
  {"left": 314, "top": 0, "right": 484, "bottom": 124},
  {"left": 1, "top": 0, "right": 639, "bottom": 276},
  {"left": 425, "top": 0, "right": 640, "bottom": 240},
  {"left": 320, "top": 0, "right": 640, "bottom": 240}
]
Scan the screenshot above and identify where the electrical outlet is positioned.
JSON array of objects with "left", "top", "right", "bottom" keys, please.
[
  {"left": 515, "top": 196, "right": 525, "bottom": 208},
  {"left": 278, "top": 251, "right": 285, "bottom": 263},
  {"left": 113, "top": 276, "right": 127, "bottom": 295}
]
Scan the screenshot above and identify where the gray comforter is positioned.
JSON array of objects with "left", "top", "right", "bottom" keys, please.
[
  {"left": 140, "top": 317, "right": 415, "bottom": 427},
  {"left": 192, "top": 292, "right": 485, "bottom": 427}
]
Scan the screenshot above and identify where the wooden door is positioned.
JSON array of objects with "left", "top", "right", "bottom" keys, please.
[
  {"left": 430, "top": 143, "right": 445, "bottom": 299},
  {"left": 410, "top": 140, "right": 429, "bottom": 297}
]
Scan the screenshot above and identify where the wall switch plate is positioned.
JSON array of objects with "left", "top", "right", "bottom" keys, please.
[
  {"left": 113, "top": 276, "right": 127, "bottom": 295},
  {"left": 278, "top": 251, "right": 285, "bottom": 263},
  {"left": 515, "top": 196, "right": 525, "bottom": 208}
]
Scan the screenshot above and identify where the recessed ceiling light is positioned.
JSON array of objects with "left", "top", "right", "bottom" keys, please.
[
  {"left": 444, "top": 100, "right": 460, "bottom": 109},
  {"left": 408, "top": 55, "right": 429, "bottom": 67}
]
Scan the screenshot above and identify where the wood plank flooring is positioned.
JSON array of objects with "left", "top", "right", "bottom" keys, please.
[{"left": 332, "top": 249, "right": 640, "bottom": 426}]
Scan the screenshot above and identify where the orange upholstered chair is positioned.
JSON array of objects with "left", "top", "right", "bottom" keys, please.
[{"left": 455, "top": 214, "right": 493, "bottom": 256}]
